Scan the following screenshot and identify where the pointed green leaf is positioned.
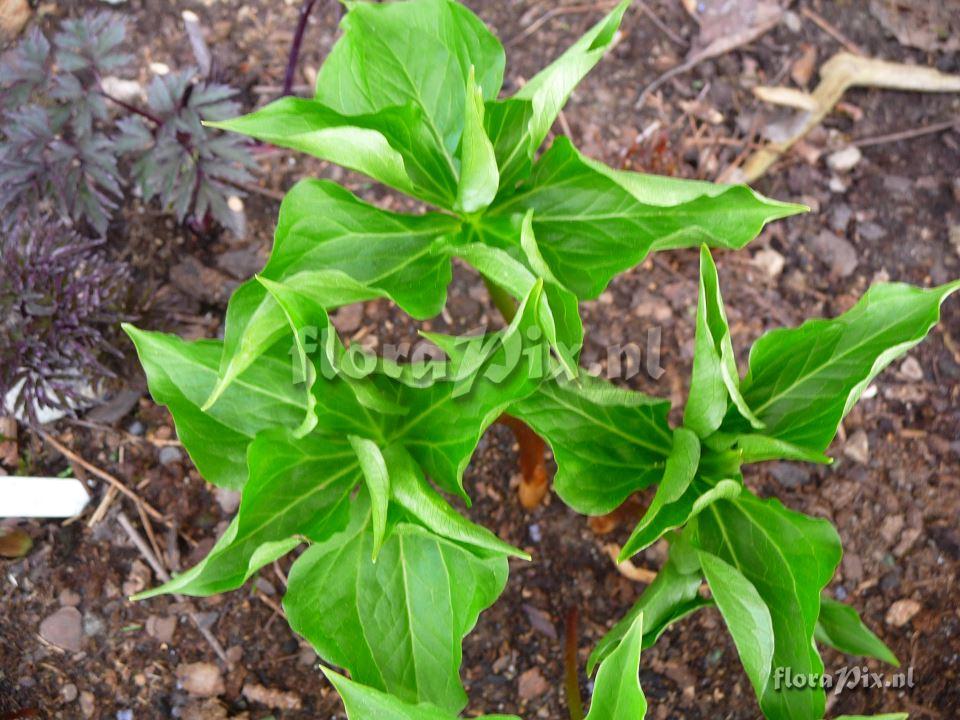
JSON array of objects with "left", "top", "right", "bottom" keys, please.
[
  {"left": 321, "top": 666, "right": 519, "bottom": 720},
  {"left": 621, "top": 477, "right": 741, "bottom": 560},
  {"left": 350, "top": 435, "right": 391, "bottom": 560},
  {"left": 386, "top": 443, "right": 528, "bottom": 559},
  {"left": 685, "top": 247, "right": 762, "bottom": 436},
  {"left": 732, "top": 280, "right": 960, "bottom": 454},
  {"left": 735, "top": 434, "right": 832, "bottom": 465},
  {"left": 835, "top": 715, "right": 908, "bottom": 720},
  {"left": 453, "top": 240, "right": 583, "bottom": 365},
  {"left": 384, "top": 281, "right": 548, "bottom": 496},
  {"left": 695, "top": 491, "right": 842, "bottom": 720},
  {"left": 209, "top": 98, "right": 457, "bottom": 206},
  {"left": 816, "top": 597, "right": 899, "bottom": 667},
  {"left": 510, "top": 374, "right": 673, "bottom": 515},
  {"left": 207, "top": 179, "right": 460, "bottom": 407},
  {"left": 316, "top": 0, "right": 504, "bottom": 164},
  {"left": 491, "top": 137, "right": 806, "bottom": 299},
  {"left": 484, "top": 97, "right": 535, "bottom": 194},
  {"left": 585, "top": 610, "right": 647, "bottom": 720},
  {"left": 454, "top": 67, "right": 498, "bottom": 214},
  {"left": 589, "top": 531, "right": 707, "bottom": 674},
  {"left": 698, "top": 550, "right": 775, "bottom": 702},
  {"left": 123, "top": 325, "right": 306, "bottom": 490},
  {"left": 135, "top": 430, "right": 360, "bottom": 599},
  {"left": 517, "top": 0, "right": 631, "bottom": 153},
  {"left": 619, "top": 428, "right": 699, "bottom": 558},
  {"left": 284, "top": 496, "right": 509, "bottom": 713}
]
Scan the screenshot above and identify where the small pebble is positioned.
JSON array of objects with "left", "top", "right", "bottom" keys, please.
[
  {"left": 39, "top": 607, "right": 83, "bottom": 652},
  {"left": 62, "top": 683, "right": 78, "bottom": 702},
  {"left": 528, "top": 524, "right": 542, "bottom": 543},
  {"left": 826, "top": 146, "right": 862, "bottom": 173},
  {"left": 117, "top": 710, "right": 134, "bottom": 720},
  {"left": 158, "top": 446, "right": 183, "bottom": 466},
  {"left": 899, "top": 356, "right": 924, "bottom": 381},
  {"left": 127, "top": 421, "right": 145, "bottom": 436}
]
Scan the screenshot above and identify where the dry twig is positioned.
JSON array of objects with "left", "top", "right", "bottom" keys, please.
[
  {"left": 117, "top": 512, "right": 231, "bottom": 666},
  {"left": 724, "top": 53, "right": 960, "bottom": 183},
  {"left": 37, "top": 429, "right": 165, "bottom": 522}
]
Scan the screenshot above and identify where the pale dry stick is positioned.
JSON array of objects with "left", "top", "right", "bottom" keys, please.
[
  {"left": 87, "top": 484, "right": 120, "bottom": 528},
  {"left": 635, "top": 8, "right": 783, "bottom": 109},
  {"left": 724, "top": 53, "right": 960, "bottom": 183},
  {"left": 136, "top": 501, "right": 165, "bottom": 577},
  {"left": 799, "top": 5, "right": 864, "bottom": 56},
  {"left": 116, "top": 511, "right": 231, "bottom": 666},
  {"left": 853, "top": 118, "right": 959, "bottom": 148},
  {"left": 37, "top": 429, "right": 165, "bottom": 523}
]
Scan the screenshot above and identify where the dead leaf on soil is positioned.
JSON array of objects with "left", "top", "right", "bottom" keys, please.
[
  {"left": 637, "top": 0, "right": 784, "bottom": 108},
  {"left": 691, "top": 0, "right": 782, "bottom": 49},
  {"left": 0, "top": 526, "right": 32, "bottom": 559},
  {"left": 727, "top": 52, "right": 960, "bottom": 183},
  {"left": 604, "top": 543, "right": 657, "bottom": 583},
  {"left": 870, "top": 0, "right": 960, "bottom": 52}
]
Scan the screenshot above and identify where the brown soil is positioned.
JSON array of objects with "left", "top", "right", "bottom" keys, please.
[{"left": 2, "top": 1, "right": 959, "bottom": 719}]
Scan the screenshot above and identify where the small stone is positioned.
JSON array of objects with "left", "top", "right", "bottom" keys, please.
[
  {"left": 885, "top": 598, "right": 922, "bottom": 627},
  {"left": 83, "top": 612, "right": 105, "bottom": 638},
  {"left": 752, "top": 248, "right": 785, "bottom": 279},
  {"left": 843, "top": 430, "right": 870, "bottom": 465},
  {"left": 880, "top": 514, "right": 905, "bottom": 545},
  {"left": 783, "top": 9, "right": 802, "bottom": 32},
  {"left": 59, "top": 589, "right": 81, "bottom": 607},
  {"left": 807, "top": 230, "right": 858, "bottom": 277},
  {"left": 828, "top": 176, "right": 849, "bottom": 194},
  {"left": 826, "top": 146, "right": 862, "bottom": 173},
  {"left": 117, "top": 710, "right": 133, "bottom": 720},
  {"left": 859, "top": 222, "right": 887, "bottom": 241},
  {"left": 241, "top": 683, "right": 303, "bottom": 710},
  {"left": 828, "top": 203, "right": 853, "bottom": 232},
  {"left": 899, "top": 356, "right": 924, "bottom": 381},
  {"left": 841, "top": 552, "right": 863, "bottom": 583},
  {"left": 528, "top": 523, "right": 542, "bottom": 543},
  {"left": 769, "top": 462, "right": 811, "bottom": 488},
  {"left": 176, "top": 662, "right": 225, "bottom": 698},
  {"left": 127, "top": 420, "right": 145, "bottom": 436},
  {"left": 950, "top": 225, "right": 960, "bottom": 256},
  {"left": 79, "top": 691, "right": 96, "bottom": 718},
  {"left": 100, "top": 76, "right": 142, "bottom": 102},
  {"left": 523, "top": 604, "right": 558, "bottom": 640},
  {"left": 226, "top": 645, "right": 244, "bottom": 665},
  {"left": 518, "top": 667, "right": 550, "bottom": 701},
  {"left": 214, "top": 487, "right": 241, "bottom": 515},
  {"left": 146, "top": 615, "right": 177, "bottom": 644},
  {"left": 62, "top": 683, "right": 78, "bottom": 702},
  {"left": 159, "top": 446, "right": 183, "bottom": 466},
  {"left": 331, "top": 304, "right": 364, "bottom": 334},
  {"left": 39, "top": 607, "right": 83, "bottom": 652}
]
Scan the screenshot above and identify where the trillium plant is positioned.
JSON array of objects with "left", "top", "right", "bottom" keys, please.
[{"left": 126, "top": 1, "right": 957, "bottom": 718}]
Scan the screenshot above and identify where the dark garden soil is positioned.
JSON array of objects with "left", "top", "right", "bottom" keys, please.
[{"left": 2, "top": 1, "right": 959, "bottom": 718}]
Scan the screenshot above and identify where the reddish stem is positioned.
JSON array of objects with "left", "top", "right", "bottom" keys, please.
[
  {"left": 498, "top": 414, "right": 549, "bottom": 509},
  {"left": 284, "top": 0, "right": 319, "bottom": 96},
  {"left": 98, "top": 90, "right": 163, "bottom": 126}
]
